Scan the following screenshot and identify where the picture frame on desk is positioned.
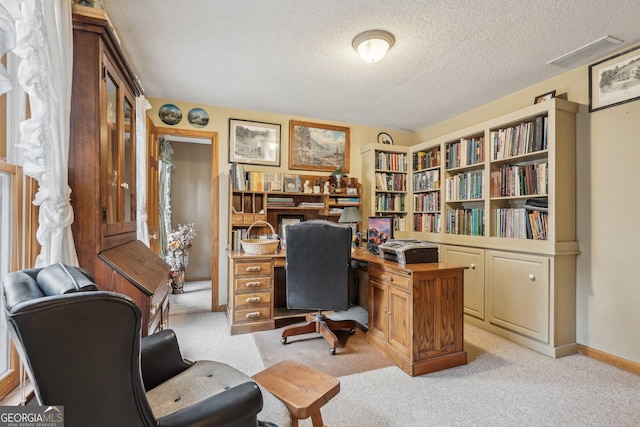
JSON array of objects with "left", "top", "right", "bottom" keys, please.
[
  {"left": 278, "top": 215, "right": 304, "bottom": 249},
  {"left": 229, "top": 118, "right": 281, "bottom": 166},
  {"left": 289, "top": 120, "right": 350, "bottom": 172},
  {"left": 589, "top": 44, "right": 640, "bottom": 112}
]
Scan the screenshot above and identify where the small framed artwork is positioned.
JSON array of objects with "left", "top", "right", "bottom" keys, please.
[
  {"left": 534, "top": 90, "right": 556, "bottom": 104},
  {"left": 289, "top": 120, "right": 350, "bottom": 173},
  {"left": 377, "top": 132, "right": 393, "bottom": 145},
  {"left": 229, "top": 119, "right": 281, "bottom": 166},
  {"left": 346, "top": 187, "right": 358, "bottom": 195},
  {"left": 278, "top": 215, "right": 304, "bottom": 248},
  {"left": 283, "top": 176, "right": 298, "bottom": 193},
  {"left": 589, "top": 45, "right": 640, "bottom": 112}
]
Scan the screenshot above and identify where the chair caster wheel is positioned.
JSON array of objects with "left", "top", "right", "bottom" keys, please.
[
  {"left": 329, "top": 347, "right": 336, "bottom": 355},
  {"left": 281, "top": 337, "right": 287, "bottom": 345},
  {"left": 349, "top": 328, "right": 356, "bottom": 335}
]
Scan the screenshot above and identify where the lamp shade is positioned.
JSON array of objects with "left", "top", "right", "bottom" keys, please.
[
  {"left": 330, "top": 167, "right": 347, "bottom": 177},
  {"left": 352, "top": 30, "right": 395, "bottom": 63},
  {"left": 338, "top": 207, "right": 363, "bottom": 223}
]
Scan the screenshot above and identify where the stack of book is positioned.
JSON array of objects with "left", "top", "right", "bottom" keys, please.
[
  {"left": 267, "top": 196, "right": 295, "bottom": 207},
  {"left": 298, "top": 202, "right": 325, "bottom": 208}
]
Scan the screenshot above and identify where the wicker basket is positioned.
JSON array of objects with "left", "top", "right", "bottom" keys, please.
[{"left": 241, "top": 221, "right": 280, "bottom": 254}]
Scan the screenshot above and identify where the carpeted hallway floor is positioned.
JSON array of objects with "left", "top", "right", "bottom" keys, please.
[{"left": 170, "top": 281, "right": 640, "bottom": 427}]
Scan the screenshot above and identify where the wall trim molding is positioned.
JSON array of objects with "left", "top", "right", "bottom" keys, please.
[{"left": 578, "top": 345, "right": 640, "bottom": 376}]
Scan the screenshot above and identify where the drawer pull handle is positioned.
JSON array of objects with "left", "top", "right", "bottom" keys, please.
[
  {"left": 246, "top": 266, "right": 262, "bottom": 272},
  {"left": 245, "top": 281, "right": 261, "bottom": 287},
  {"left": 528, "top": 274, "right": 535, "bottom": 281},
  {"left": 381, "top": 275, "right": 394, "bottom": 282},
  {"left": 245, "top": 312, "right": 261, "bottom": 319},
  {"left": 246, "top": 296, "right": 261, "bottom": 303},
  {"left": 470, "top": 263, "right": 476, "bottom": 269}
]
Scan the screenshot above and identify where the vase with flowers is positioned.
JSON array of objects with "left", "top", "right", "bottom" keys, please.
[{"left": 165, "top": 223, "right": 197, "bottom": 293}]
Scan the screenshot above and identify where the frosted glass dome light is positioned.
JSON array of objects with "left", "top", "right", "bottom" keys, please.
[{"left": 352, "top": 30, "right": 395, "bottom": 63}]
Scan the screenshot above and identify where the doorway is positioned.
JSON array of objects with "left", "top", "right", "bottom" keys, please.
[{"left": 147, "top": 124, "right": 222, "bottom": 312}]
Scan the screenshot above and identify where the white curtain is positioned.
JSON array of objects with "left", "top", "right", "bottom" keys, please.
[
  {"left": 0, "top": 1, "right": 23, "bottom": 95},
  {"left": 158, "top": 137, "right": 174, "bottom": 258},
  {"left": 11, "top": 0, "right": 78, "bottom": 267},
  {"left": 136, "top": 95, "right": 152, "bottom": 245}
]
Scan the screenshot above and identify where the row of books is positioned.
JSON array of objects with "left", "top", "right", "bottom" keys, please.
[
  {"left": 413, "top": 147, "right": 441, "bottom": 171},
  {"left": 230, "top": 228, "right": 249, "bottom": 251},
  {"left": 414, "top": 192, "right": 440, "bottom": 212},
  {"left": 445, "top": 170, "right": 484, "bottom": 201},
  {"left": 446, "top": 136, "right": 485, "bottom": 169},
  {"left": 413, "top": 169, "right": 440, "bottom": 192},
  {"left": 231, "top": 163, "right": 306, "bottom": 192},
  {"left": 491, "top": 115, "right": 548, "bottom": 160},
  {"left": 413, "top": 213, "right": 441, "bottom": 233},
  {"left": 494, "top": 207, "right": 548, "bottom": 240},
  {"left": 375, "top": 172, "right": 407, "bottom": 192},
  {"left": 375, "top": 152, "right": 408, "bottom": 172},
  {"left": 375, "top": 193, "right": 405, "bottom": 212},
  {"left": 490, "top": 162, "right": 548, "bottom": 197},
  {"left": 445, "top": 208, "right": 485, "bottom": 236}
]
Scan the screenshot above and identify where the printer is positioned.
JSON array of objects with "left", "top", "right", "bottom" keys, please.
[{"left": 378, "top": 240, "right": 439, "bottom": 265}]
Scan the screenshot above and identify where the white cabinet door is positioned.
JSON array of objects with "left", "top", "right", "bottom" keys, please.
[
  {"left": 442, "top": 245, "right": 485, "bottom": 320},
  {"left": 487, "top": 251, "right": 549, "bottom": 342}
]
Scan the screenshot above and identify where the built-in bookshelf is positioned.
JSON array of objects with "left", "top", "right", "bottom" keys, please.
[
  {"left": 361, "top": 144, "right": 409, "bottom": 233},
  {"left": 410, "top": 98, "right": 579, "bottom": 358},
  {"left": 412, "top": 145, "right": 441, "bottom": 233}
]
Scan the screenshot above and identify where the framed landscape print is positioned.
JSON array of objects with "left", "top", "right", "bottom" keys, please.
[
  {"left": 229, "top": 119, "right": 281, "bottom": 166},
  {"left": 288, "top": 120, "right": 350, "bottom": 172},
  {"left": 589, "top": 45, "right": 640, "bottom": 112}
]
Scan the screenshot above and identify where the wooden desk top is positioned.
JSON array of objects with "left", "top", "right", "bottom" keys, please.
[{"left": 229, "top": 247, "right": 466, "bottom": 272}]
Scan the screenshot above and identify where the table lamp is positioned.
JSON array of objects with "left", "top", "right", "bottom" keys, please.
[
  {"left": 338, "top": 207, "right": 363, "bottom": 247},
  {"left": 330, "top": 167, "right": 347, "bottom": 193}
]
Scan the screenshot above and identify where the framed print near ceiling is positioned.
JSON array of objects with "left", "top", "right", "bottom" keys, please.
[
  {"left": 589, "top": 45, "right": 640, "bottom": 112},
  {"left": 229, "top": 119, "right": 281, "bottom": 166},
  {"left": 289, "top": 120, "right": 350, "bottom": 173}
]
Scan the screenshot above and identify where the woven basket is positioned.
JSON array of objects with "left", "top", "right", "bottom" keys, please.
[{"left": 241, "top": 221, "right": 280, "bottom": 254}]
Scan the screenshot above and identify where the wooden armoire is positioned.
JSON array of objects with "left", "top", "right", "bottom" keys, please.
[{"left": 69, "top": 6, "right": 170, "bottom": 335}]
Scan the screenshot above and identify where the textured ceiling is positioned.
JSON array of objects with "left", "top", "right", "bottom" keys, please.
[{"left": 103, "top": 1, "right": 640, "bottom": 132}]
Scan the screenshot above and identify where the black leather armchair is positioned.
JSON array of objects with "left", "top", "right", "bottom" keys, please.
[
  {"left": 281, "top": 220, "right": 357, "bottom": 355},
  {"left": 2, "top": 263, "right": 290, "bottom": 427}
]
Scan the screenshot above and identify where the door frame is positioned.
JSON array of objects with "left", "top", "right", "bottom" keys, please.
[{"left": 150, "top": 126, "right": 222, "bottom": 312}]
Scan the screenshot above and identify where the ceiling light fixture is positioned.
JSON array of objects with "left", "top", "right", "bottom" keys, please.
[{"left": 352, "top": 30, "right": 395, "bottom": 63}]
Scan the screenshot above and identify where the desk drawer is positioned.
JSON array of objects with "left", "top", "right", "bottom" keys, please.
[
  {"left": 369, "top": 264, "right": 411, "bottom": 290},
  {"left": 234, "top": 291, "right": 272, "bottom": 308},
  {"left": 234, "top": 276, "right": 272, "bottom": 292},
  {"left": 235, "top": 307, "right": 272, "bottom": 323},
  {"left": 234, "top": 261, "right": 272, "bottom": 277}
]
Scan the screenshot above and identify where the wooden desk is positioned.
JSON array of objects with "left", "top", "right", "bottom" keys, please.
[
  {"left": 351, "top": 248, "right": 467, "bottom": 376},
  {"left": 227, "top": 248, "right": 468, "bottom": 375}
]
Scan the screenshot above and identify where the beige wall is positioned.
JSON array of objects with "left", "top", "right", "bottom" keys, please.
[
  {"left": 147, "top": 45, "right": 640, "bottom": 364},
  {"left": 169, "top": 141, "right": 212, "bottom": 280},
  {"left": 415, "top": 48, "right": 640, "bottom": 365}
]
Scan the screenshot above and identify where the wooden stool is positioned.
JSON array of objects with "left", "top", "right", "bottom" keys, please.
[{"left": 252, "top": 360, "right": 340, "bottom": 427}]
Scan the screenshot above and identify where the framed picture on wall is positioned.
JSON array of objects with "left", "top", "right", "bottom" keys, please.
[
  {"left": 288, "top": 120, "right": 350, "bottom": 172},
  {"left": 229, "top": 119, "right": 281, "bottom": 166},
  {"left": 589, "top": 45, "right": 640, "bottom": 112}
]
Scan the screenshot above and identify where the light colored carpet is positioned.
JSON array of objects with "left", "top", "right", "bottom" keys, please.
[
  {"left": 253, "top": 321, "right": 393, "bottom": 377},
  {"left": 169, "top": 281, "right": 640, "bottom": 427}
]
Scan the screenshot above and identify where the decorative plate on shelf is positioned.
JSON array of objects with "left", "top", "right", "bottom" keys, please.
[
  {"left": 377, "top": 132, "right": 393, "bottom": 145},
  {"left": 158, "top": 104, "right": 182, "bottom": 125},
  {"left": 188, "top": 107, "right": 209, "bottom": 128}
]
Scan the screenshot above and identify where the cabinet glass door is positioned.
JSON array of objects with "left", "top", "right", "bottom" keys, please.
[
  {"left": 105, "top": 71, "right": 120, "bottom": 231},
  {"left": 123, "top": 96, "right": 135, "bottom": 225}
]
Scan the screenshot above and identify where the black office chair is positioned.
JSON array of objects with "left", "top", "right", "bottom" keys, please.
[
  {"left": 2, "top": 263, "right": 291, "bottom": 427},
  {"left": 281, "top": 220, "right": 357, "bottom": 355}
]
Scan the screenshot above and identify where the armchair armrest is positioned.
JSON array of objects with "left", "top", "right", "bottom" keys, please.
[
  {"left": 141, "top": 329, "right": 192, "bottom": 391},
  {"left": 156, "top": 381, "right": 263, "bottom": 427}
]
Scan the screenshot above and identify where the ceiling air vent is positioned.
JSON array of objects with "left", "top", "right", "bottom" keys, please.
[{"left": 547, "top": 36, "right": 623, "bottom": 67}]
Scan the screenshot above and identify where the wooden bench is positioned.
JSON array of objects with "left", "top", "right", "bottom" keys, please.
[{"left": 252, "top": 360, "right": 340, "bottom": 427}]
